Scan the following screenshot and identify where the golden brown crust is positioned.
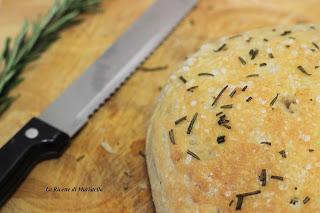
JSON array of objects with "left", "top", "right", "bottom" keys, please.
[{"left": 146, "top": 24, "right": 320, "bottom": 212}]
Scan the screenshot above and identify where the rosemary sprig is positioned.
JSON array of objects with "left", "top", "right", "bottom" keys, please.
[{"left": 0, "top": 0, "right": 101, "bottom": 116}]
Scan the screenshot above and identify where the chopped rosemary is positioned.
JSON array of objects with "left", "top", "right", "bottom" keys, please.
[
  {"left": 218, "top": 119, "right": 229, "bottom": 126},
  {"left": 179, "top": 76, "right": 187, "bottom": 83},
  {"left": 76, "top": 155, "right": 85, "bottom": 162},
  {"left": 217, "top": 135, "right": 226, "bottom": 144},
  {"left": 187, "top": 112, "right": 198, "bottom": 134},
  {"left": 308, "top": 149, "right": 315, "bottom": 152},
  {"left": 280, "top": 30, "right": 292, "bottom": 36},
  {"left": 187, "top": 86, "right": 199, "bottom": 92},
  {"left": 218, "top": 114, "right": 229, "bottom": 125},
  {"left": 216, "top": 111, "right": 223, "bottom": 116},
  {"left": 270, "top": 93, "right": 279, "bottom": 106},
  {"left": 219, "top": 114, "right": 226, "bottom": 119},
  {"left": 279, "top": 150, "right": 287, "bottom": 158},
  {"left": 260, "top": 63, "right": 267, "bottom": 67},
  {"left": 198, "top": 72, "right": 214, "bottom": 77},
  {"left": 235, "top": 196, "right": 244, "bottom": 210},
  {"left": 236, "top": 190, "right": 261, "bottom": 197},
  {"left": 270, "top": 175, "right": 284, "bottom": 181},
  {"left": 221, "top": 104, "right": 233, "bottom": 109},
  {"left": 235, "top": 190, "right": 261, "bottom": 210},
  {"left": 214, "top": 43, "right": 227, "bottom": 52},
  {"left": 249, "top": 49, "right": 259, "bottom": 60},
  {"left": 259, "top": 169, "right": 267, "bottom": 186},
  {"left": 246, "top": 37, "right": 253, "bottom": 43},
  {"left": 297, "top": 65, "right": 311, "bottom": 76},
  {"left": 303, "top": 196, "right": 310, "bottom": 204},
  {"left": 229, "top": 88, "right": 237, "bottom": 97},
  {"left": 312, "top": 42, "right": 319, "bottom": 50},
  {"left": 238, "top": 56, "right": 247, "bottom": 65},
  {"left": 246, "top": 74, "right": 259, "bottom": 78},
  {"left": 223, "top": 124, "right": 231, "bottom": 129},
  {"left": 212, "top": 85, "right": 228, "bottom": 106},
  {"left": 242, "top": 85, "right": 248, "bottom": 91},
  {"left": 229, "top": 200, "right": 234, "bottom": 207},
  {"left": 169, "top": 129, "right": 175, "bottom": 145},
  {"left": 260, "top": 141, "right": 271, "bottom": 146},
  {"left": 187, "top": 149, "right": 200, "bottom": 160},
  {"left": 175, "top": 116, "right": 187, "bottom": 125},
  {"left": 268, "top": 53, "right": 274, "bottom": 59},
  {"left": 290, "top": 198, "right": 299, "bottom": 205},
  {"left": 139, "top": 65, "right": 168, "bottom": 72},
  {"left": 246, "top": 97, "right": 253, "bottom": 102},
  {"left": 263, "top": 38, "right": 269, "bottom": 42}
]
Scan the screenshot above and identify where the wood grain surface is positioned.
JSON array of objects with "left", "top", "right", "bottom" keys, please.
[{"left": 0, "top": 0, "right": 319, "bottom": 212}]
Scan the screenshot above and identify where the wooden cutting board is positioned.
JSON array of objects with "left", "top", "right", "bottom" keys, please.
[{"left": 0, "top": 0, "right": 319, "bottom": 212}]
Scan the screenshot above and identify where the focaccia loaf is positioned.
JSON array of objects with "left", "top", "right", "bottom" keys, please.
[{"left": 146, "top": 24, "right": 320, "bottom": 212}]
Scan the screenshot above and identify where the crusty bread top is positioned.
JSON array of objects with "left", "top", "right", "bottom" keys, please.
[{"left": 146, "top": 24, "right": 320, "bottom": 212}]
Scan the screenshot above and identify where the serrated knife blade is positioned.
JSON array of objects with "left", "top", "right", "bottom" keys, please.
[
  {"left": 41, "top": 0, "right": 197, "bottom": 136},
  {"left": 0, "top": 0, "right": 197, "bottom": 206}
]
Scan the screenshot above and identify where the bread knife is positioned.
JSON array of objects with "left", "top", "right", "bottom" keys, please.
[{"left": 0, "top": 0, "right": 197, "bottom": 206}]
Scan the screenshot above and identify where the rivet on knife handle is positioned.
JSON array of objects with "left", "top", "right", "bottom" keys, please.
[{"left": 0, "top": 118, "right": 70, "bottom": 206}]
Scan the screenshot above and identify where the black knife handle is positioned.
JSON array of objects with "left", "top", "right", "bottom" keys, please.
[{"left": 0, "top": 117, "right": 70, "bottom": 207}]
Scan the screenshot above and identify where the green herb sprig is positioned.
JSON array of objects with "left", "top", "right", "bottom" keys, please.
[{"left": 0, "top": 0, "right": 101, "bottom": 115}]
